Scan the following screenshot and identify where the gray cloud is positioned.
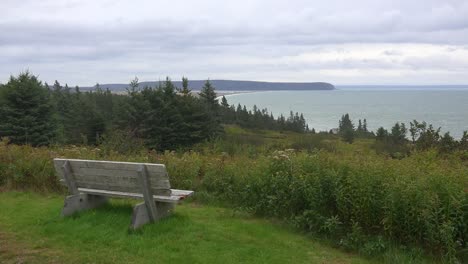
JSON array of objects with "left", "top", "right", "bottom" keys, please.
[{"left": 1, "top": 0, "right": 468, "bottom": 85}]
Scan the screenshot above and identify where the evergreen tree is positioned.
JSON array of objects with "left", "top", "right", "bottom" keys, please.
[
  {"left": 180, "top": 76, "right": 191, "bottom": 95},
  {"left": 0, "top": 72, "right": 55, "bottom": 146},
  {"left": 128, "top": 77, "right": 139, "bottom": 94},
  {"left": 415, "top": 122, "right": 441, "bottom": 150},
  {"left": 117, "top": 78, "right": 150, "bottom": 138},
  {"left": 339, "top": 113, "right": 354, "bottom": 143},
  {"left": 409, "top": 120, "right": 421, "bottom": 143},
  {"left": 376, "top": 127, "right": 388, "bottom": 141},
  {"left": 390, "top": 122, "right": 407, "bottom": 145},
  {"left": 460, "top": 131, "right": 468, "bottom": 151},
  {"left": 199, "top": 80, "right": 218, "bottom": 106},
  {"left": 439, "top": 132, "right": 456, "bottom": 153},
  {"left": 199, "top": 80, "right": 221, "bottom": 137},
  {"left": 221, "top": 96, "right": 229, "bottom": 108}
]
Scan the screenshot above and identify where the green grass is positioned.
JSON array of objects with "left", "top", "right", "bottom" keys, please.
[{"left": 0, "top": 191, "right": 370, "bottom": 264}]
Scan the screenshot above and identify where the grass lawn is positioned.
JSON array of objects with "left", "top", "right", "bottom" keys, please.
[{"left": 0, "top": 191, "right": 371, "bottom": 264}]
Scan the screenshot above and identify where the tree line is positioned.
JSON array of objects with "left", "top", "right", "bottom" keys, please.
[
  {"left": 0, "top": 72, "right": 309, "bottom": 149},
  {"left": 338, "top": 113, "right": 468, "bottom": 156}
]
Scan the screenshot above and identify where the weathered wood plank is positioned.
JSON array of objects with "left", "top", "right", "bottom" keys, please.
[
  {"left": 170, "top": 189, "right": 194, "bottom": 197},
  {"left": 137, "top": 165, "right": 158, "bottom": 221},
  {"left": 59, "top": 179, "right": 171, "bottom": 195},
  {"left": 74, "top": 182, "right": 172, "bottom": 195},
  {"left": 72, "top": 173, "right": 170, "bottom": 187},
  {"left": 53, "top": 158, "right": 171, "bottom": 193},
  {"left": 77, "top": 188, "right": 189, "bottom": 203},
  {"left": 62, "top": 160, "right": 78, "bottom": 195},
  {"left": 54, "top": 159, "right": 167, "bottom": 174}
]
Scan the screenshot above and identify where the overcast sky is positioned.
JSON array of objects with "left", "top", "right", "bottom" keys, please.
[{"left": 1, "top": 0, "right": 468, "bottom": 86}]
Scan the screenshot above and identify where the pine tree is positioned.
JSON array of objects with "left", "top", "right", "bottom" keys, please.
[
  {"left": 460, "top": 131, "right": 468, "bottom": 151},
  {"left": 339, "top": 113, "right": 355, "bottom": 143},
  {"left": 128, "top": 77, "right": 139, "bottom": 94},
  {"left": 390, "top": 122, "right": 407, "bottom": 145},
  {"left": 376, "top": 127, "right": 388, "bottom": 141},
  {"left": 0, "top": 72, "right": 55, "bottom": 146},
  {"left": 357, "top": 119, "right": 362, "bottom": 132},
  {"left": 439, "top": 132, "right": 455, "bottom": 153},
  {"left": 199, "top": 80, "right": 221, "bottom": 137},
  {"left": 221, "top": 96, "right": 229, "bottom": 108},
  {"left": 181, "top": 76, "right": 191, "bottom": 95},
  {"left": 199, "top": 80, "right": 218, "bottom": 106}
]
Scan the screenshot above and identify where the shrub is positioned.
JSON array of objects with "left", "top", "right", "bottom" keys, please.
[{"left": 0, "top": 137, "right": 466, "bottom": 261}]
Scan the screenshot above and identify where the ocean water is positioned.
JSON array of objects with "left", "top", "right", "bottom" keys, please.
[{"left": 224, "top": 89, "right": 468, "bottom": 138}]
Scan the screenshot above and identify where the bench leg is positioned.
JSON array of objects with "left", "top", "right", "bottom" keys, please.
[
  {"left": 61, "top": 194, "right": 108, "bottom": 217},
  {"left": 130, "top": 202, "right": 175, "bottom": 229}
]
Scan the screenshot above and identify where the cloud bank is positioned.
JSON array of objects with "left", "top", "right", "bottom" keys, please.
[{"left": 1, "top": 0, "right": 468, "bottom": 85}]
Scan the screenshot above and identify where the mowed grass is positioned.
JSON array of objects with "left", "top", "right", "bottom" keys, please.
[{"left": 0, "top": 191, "right": 371, "bottom": 264}]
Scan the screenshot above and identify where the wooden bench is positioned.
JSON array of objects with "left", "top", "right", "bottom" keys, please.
[{"left": 53, "top": 158, "right": 194, "bottom": 229}]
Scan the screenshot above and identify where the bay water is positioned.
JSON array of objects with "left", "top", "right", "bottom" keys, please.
[{"left": 224, "top": 88, "right": 468, "bottom": 138}]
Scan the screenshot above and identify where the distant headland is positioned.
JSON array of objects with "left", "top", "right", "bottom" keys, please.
[{"left": 82, "top": 80, "right": 335, "bottom": 92}]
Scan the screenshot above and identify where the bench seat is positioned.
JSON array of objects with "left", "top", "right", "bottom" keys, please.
[{"left": 77, "top": 188, "right": 194, "bottom": 203}]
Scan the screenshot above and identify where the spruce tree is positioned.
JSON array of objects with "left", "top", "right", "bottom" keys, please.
[
  {"left": 339, "top": 113, "right": 355, "bottom": 143},
  {"left": 199, "top": 80, "right": 218, "bottom": 106},
  {"left": 390, "top": 122, "right": 407, "bottom": 145},
  {"left": 376, "top": 127, "right": 388, "bottom": 141},
  {"left": 439, "top": 132, "right": 455, "bottom": 153},
  {"left": 0, "top": 72, "right": 55, "bottom": 146},
  {"left": 221, "top": 96, "right": 229, "bottom": 108},
  {"left": 199, "top": 80, "right": 221, "bottom": 137},
  {"left": 460, "top": 131, "right": 468, "bottom": 151},
  {"left": 181, "top": 76, "right": 191, "bottom": 95}
]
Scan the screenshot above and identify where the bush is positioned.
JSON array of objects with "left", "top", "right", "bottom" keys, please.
[{"left": 0, "top": 137, "right": 466, "bottom": 261}]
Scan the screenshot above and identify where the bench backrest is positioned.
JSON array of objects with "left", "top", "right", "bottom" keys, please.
[{"left": 53, "top": 158, "right": 171, "bottom": 196}]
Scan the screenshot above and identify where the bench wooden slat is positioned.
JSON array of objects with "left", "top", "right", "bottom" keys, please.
[
  {"left": 77, "top": 188, "right": 194, "bottom": 203},
  {"left": 171, "top": 189, "right": 195, "bottom": 196},
  {"left": 54, "top": 158, "right": 170, "bottom": 194},
  {"left": 59, "top": 179, "right": 172, "bottom": 195}
]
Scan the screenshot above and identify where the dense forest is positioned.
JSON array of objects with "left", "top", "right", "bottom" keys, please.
[
  {"left": 0, "top": 72, "right": 466, "bottom": 156},
  {"left": 0, "top": 72, "right": 307, "bottom": 150}
]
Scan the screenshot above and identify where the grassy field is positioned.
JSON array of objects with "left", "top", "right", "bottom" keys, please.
[
  {"left": 0, "top": 191, "right": 371, "bottom": 264},
  {"left": 0, "top": 126, "right": 465, "bottom": 263}
]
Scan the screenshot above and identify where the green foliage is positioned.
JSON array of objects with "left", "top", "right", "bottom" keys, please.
[
  {"left": 0, "top": 72, "right": 55, "bottom": 146},
  {"left": 339, "top": 113, "right": 355, "bottom": 143},
  {"left": 376, "top": 127, "right": 388, "bottom": 141},
  {"left": 390, "top": 122, "right": 407, "bottom": 144},
  {"left": 440, "top": 132, "right": 457, "bottom": 153},
  {"left": 0, "top": 127, "right": 467, "bottom": 262},
  {"left": 180, "top": 76, "right": 191, "bottom": 95},
  {"left": 410, "top": 120, "right": 442, "bottom": 150},
  {"left": 199, "top": 79, "right": 218, "bottom": 106},
  {"left": 220, "top": 103, "right": 308, "bottom": 133}
]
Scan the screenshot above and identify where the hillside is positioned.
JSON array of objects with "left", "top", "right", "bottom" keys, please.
[
  {"left": 0, "top": 192, "right": 370, "bottom": 264},
  {"left": 83, "top": 80, "right": 335, "bottom": 92}
]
